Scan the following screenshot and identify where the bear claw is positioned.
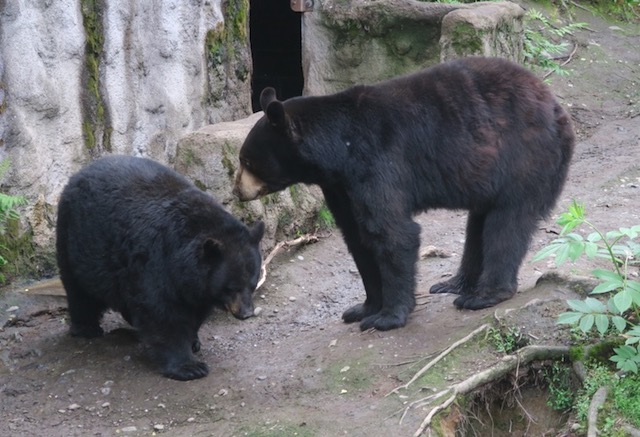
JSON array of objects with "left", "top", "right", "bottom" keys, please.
[
  {"left": 164, "top": 361, "right": 209, "bottom": 381},
  {"left": 359, "top": 311, "right": 407, "bottom": 331},
  {"left": 342, "top": 303, "right": 379, "bottom": 324},
  {"left": 453, "top": 292, "right": 513, "bottom": 310}
]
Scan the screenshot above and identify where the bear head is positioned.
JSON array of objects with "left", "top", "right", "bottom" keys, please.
[
  {"left": 201, "top": 220, "right": 265, "bottom": 319},
  {"left": 233, "top": 88, "right": 311, "bottom": 201}
]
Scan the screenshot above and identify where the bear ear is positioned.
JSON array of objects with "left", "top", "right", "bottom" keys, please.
[
  {"left": 260, "top": 87, "right": 277, "bottom": 111},
  {"left": 201, "top": 238, "right": 223, "bottom": 260},
  {"left": 261, "top": 87, "right": 301, "bottom": 142},
  {"left": 265, "top": 100, "right": 287, "bottom": 129},
  {"left": 249, "top": 220, "right": 265, "bottom": 244}
]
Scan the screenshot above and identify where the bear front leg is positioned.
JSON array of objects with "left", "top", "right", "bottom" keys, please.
[
  {"left": 142, "top": 326, "right": 209, "bottom": 381},
  {"left": 321, "top": 187, "right": 383, "bottom": 323},
  {"left": 358, "top": 219, "right": 421, "bottom": 331},
  {"left": 341, "top": 242, "right": 383, "bottom": 324}
]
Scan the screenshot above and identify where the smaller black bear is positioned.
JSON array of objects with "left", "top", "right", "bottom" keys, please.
[
  {"left": 234, "top": 57, "right": 574, "bottom": 332},
  {"left": 56, "top": 155, "right": 264, "bottom": 380}
]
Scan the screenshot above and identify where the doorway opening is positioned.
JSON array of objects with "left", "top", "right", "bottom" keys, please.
[{"left": 249, "top": 0, "right": 304, "bottom": 112}]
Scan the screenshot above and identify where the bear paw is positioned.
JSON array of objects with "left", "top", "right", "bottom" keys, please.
[
  {"left": 453, "top": 291, "right": 514, "bottom": 310},
  {"left": 70, "top": 324, "right": 104, "bottom": 339},
  {"left": 163, "top": 360, "right": 210, "bottom": 381},
  {"left": 342, "top": 303, "right": 379, "bottom": 324},
  {"left": 430, "top": 276, "right": 469, "bottom": 295},
  {"left": 359, "top": 311, "right": 408, "bottom": 331}
]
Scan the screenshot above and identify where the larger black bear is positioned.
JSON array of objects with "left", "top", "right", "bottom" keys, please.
[
  {"left": 234, "top": 57, "right": 575, "bottom": 332},
  {"left": 57, "top": 155, "right": 264, "bottom": 380}
]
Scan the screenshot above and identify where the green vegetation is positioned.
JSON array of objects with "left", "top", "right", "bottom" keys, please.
[
  {"left": 572, "top": 364, "right": 640, "bottom": 434},
  {"left": 80, "top": 0, "right": 111, "bottom": 151},
  {"left": 487, "top": 326, "right": 525, "bottom": 354},
  {"left": 534, "top": 201, "right": 640, "bottom": 373},
  {"left": 314, "top": 204, "right": 335, "bottom": 231},
  {"left": 544, "top": 360, "right": 576, "bottom": 411},
  {"left": 0, "top": 159, "right": 27, "bottom": 283},
  {"left": 523, "top": 8, "right": 587, "bottom": 77},
  {"left": 533, "top": 201, "right": 640, "bottom": 431}
]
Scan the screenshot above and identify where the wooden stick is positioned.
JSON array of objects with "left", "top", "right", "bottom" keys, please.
[{"left": 256, "top": 234, "right": 318, "bottom": 290}]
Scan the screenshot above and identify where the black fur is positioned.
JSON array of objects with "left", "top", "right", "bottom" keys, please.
[
  {"left": 236, "top": 57, "right": 575, "bottom": 331},
  {"left": 56, "top": 156, "right": 264, "bottom": 380}
]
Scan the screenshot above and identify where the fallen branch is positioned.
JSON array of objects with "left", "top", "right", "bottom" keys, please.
[
  {"left": 256, "top": 234, "right": 318, "bottom": 290},
  {"left": 386, "top": 324, "right": 490, "bottom": 396},
  {"left": 413, "top": 345, "right": 571, "bottom": 437},
  {"left": 587, "top": 386, "right": 609, "bottom": 437}
]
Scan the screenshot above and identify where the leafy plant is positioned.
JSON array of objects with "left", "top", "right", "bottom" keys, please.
[
  {"left": 0, "top": 159, "right": 26, "bottom": 278},
  {"left": 487, "top": 326, "right": 524, "bottom": 354},
  {"left": 544, "top": 361, "right": 575, "bottom": 411},
  {"left": 523, "top": 9, "right": 587, "bottom": 77},
  {"left": 533, "top": 201, "right": 640, "bottom": 373}
]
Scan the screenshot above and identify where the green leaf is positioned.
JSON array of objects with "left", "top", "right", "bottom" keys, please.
[
  {"left": 620, "top": 227, "right": 638, "bottom": 239},
  {"left": 592, "top": 269, "right": 624, "bottom": 283},
  {"left": 568, "top": 240, "right": 585, "bottom": 261},
  {"left": 594, "top": 314, "right": 609, "bottom": 335},
  {"left": 579, "top": 314, "right": 594, "bottom": 332},
  {"left": 587, "top": 232, "right": 602, "bottom": 243},
  {"left": 532, "top": 243, "right": 563, "bottom": 262},
  {"left": 585, "top": 297, "right": 607, "bottom": 313},
  {"left": 592, "top": 280, "right": 622, "bottom": 294},
  {"left": 606, "top": 230, "right": 624, "bottom": 240},
  {"left": 584, "top": 242, "right": 598, "bottom": 258},
  {"left": 613, "top": 289, "right": 633, "bottom": 313},
  {"left": 567, "top": 299, "right": 591, "bottom": 313},
  {"left": 555, "top": 243, "right": 571, "bottom": 265},
  {"left": 557, "top": 311, "right": 583, "bottom": 325},
  {"left": 611, "top": 316, "right": 627, "bottom": 332}
]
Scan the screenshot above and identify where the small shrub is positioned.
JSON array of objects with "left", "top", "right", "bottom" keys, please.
[
  {"left": 534, "top": 200, "right": 640, "bottom": 373},
  {"left": 0, "top": 159, "right": 26, "bottom": 281}
]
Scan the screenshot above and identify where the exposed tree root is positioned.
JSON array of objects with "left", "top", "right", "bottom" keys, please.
[
  {"left": 386, "top": 324, "right": 490, "bottom": 396},
  {"left": 411, "top": 345, "right": 571, "bottom": 437},
  {"left": 587, "top": 386, "right": 608, "bottom": 437},
  {"left": 256, "top": 234, "right": 318, "bottom": 290}
]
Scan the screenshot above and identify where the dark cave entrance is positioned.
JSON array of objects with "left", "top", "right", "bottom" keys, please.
[{"left": 249, "top": 0, "right": 304, "bottom": 112}]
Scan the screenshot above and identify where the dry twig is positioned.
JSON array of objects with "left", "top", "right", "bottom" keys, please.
[{"left": 256, "top": 234, "right": 318, "bottom": 290}]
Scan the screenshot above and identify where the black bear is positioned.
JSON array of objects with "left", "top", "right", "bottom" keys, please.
[
  {"left": 56, "top": 155, "right": 264, "bottom": 380},
  {"left": 234, "top": 57, "right": 574, "bottom": 332}
]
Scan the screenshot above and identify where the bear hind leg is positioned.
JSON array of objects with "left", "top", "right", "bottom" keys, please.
[
  {"left": 430, "top": 212, "right": 485, "bottom": 295},
  {"left": 454, "top": 206, "right": 538, "bottom": 309},
  {"left": 65, "top": 283, "right": 107, "bottom": 338}
]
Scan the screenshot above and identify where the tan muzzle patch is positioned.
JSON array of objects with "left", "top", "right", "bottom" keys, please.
[{"left": 233, "top": 166, "right": 266, "bottom": 201}]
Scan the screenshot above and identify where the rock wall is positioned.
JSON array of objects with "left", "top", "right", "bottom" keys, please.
[
  {"left": 0, "top": 0, "right": 251, "bottom": 276},
  {"left": 302, "top": 0, "right": 524, "bottom": 95}
]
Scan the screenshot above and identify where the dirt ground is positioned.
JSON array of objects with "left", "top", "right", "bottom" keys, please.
[{"left": 1, "top": 4, "right": 639, "bottom": 437}]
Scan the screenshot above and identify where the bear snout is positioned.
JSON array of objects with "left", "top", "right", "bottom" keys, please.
[
  {"left": 233, "top": 166, "right": 266, "bottom": 201},
  {"left": 225, "top": 292, "right": 255, "bottom": 320}
]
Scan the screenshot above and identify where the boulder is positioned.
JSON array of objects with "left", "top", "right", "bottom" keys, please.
[{"left": 174, "top": 114, "right": 325, "bottom": 250}]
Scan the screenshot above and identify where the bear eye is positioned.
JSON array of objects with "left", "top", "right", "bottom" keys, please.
[{"left": 241, "top": 159, "right": 251, "bottom": 169}]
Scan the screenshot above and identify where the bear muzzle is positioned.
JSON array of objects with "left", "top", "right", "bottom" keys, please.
[
  {"left": 225, "top": 292, "right": 255, "bottom": 320},
  {"left": 233, "top": 167, "right": 267, "bottom": 201}
]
